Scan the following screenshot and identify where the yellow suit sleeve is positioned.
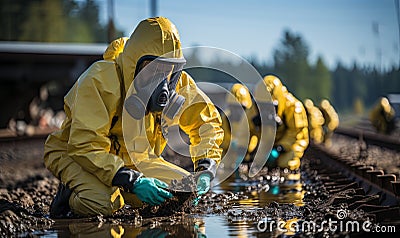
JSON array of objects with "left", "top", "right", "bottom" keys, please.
[{"left": 177, "top": 72, "right": 224, "bottom": 166}]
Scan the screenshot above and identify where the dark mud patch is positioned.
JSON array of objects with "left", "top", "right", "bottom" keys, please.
[
  {"left": 1, "top": 136, "right": 400, "bottom": 237},
  {"left": 138, "top": 191, "right": 195, "bottom": 218}
]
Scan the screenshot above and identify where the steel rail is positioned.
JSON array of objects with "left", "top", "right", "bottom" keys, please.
[
  {"left": 309, "top": 142, "right": 399, "bottom": 207},
  {"left": 335, "top": 127, "right": 400, "bottom": 152}
]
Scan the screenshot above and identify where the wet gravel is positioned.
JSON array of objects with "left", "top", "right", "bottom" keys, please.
[
  {"left": 329, "top": 134, "right": 400, "bottom": 176},
  {"left": 1, "top": 135, "right": 399, "bottom": 237}
]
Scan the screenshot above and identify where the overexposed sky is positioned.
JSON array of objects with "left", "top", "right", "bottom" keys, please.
[{"left": 99, "top": 0, "right": 399, "bottom": 70}]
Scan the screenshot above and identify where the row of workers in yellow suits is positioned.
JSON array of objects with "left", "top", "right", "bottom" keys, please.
[{"left": 220, "top": 75, "right": 340, "bottom": 171}]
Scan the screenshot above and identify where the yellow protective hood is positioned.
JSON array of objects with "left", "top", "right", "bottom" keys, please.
[
  {"left": 227, "top": 83, "right": 253, "bottom": 109},
  {"left": 116, "top": 17, "right": 183, "bottom": 95},
  {"left": 103, "top": 37, "right": 129, "bottom": 61},
  {"left": 303, "top": 98, "right": 314, "bottom": 110},
  {"left": 254, "top": 75, "right": 285, "bottom": 101}
]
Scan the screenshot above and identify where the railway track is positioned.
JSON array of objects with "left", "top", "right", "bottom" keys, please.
[
  {"left": 1, "top": 125, "right": 400, "bottom": 236},
  {"left": 0, "top": 128, "right": 53, "bottom": 142},
  {"left": 335, "top": 126, "right": 400, "bottom": 152},
  {"left": 305, "top": 141, "right": 400, "bottom": 227},
  {"left": 0, "top": 128, "right": 55, "bottom": 158}
]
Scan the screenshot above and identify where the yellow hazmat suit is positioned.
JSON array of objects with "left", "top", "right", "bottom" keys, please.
[
  {"left": 220, "top": 83, "right": 257, "bottom": 158},
  {"left": 44, "top": 17, "right": 223, "bottom": 216},
  {"left": 319, "top": 99, "right": 339, "bottom": 147},
  {"left": 253, "top": 75, "right": 309, "bottom": 170},
  {"left": 303, "top": 99, "right": 325, "bottom": 144},
  {"left": 103, "top": 37, "right": 129, "bottom": 61},
  {"left": 369, "top": 97, "right": 396, "bottom": 134}
]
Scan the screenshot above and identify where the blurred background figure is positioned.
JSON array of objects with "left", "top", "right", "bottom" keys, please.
[
  {"left": 303, "top": 98, "right": 325, "bottom": 144},
  {"left": 220, "top": 83, "right": 257, "bottom": 161},
  {"left": 369, "top": 97, "right": 396, "bottom": 134},
  {"left": 7, "top": 85, "right": 65, "bottom": 136},
  {"left": 253, "top": 75, "right": 309, "bottom": 171},
  {"left": 319, "top": 99, "right": 339, "bottom": 147}
]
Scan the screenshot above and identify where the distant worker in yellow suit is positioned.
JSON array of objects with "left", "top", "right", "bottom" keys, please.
[
  {"left": 252, "top": 75, "right": 309, "bottom": 171},
  {"left": 303, "top": 99, "right": 325, "bottom": 144},
  {"left": 220, "top": 83, "right": 258, "bottom": 162},
  {"left": 44, "top": 17, "right": 223, "bottom": 217},
  {"left": 369, "top": 97, "right": 396, "bottom": 134},
  {"left": 319, "top": 99, "right": 339, "bottom": 147}
]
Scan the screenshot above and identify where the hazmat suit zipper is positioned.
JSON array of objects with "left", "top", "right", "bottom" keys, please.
[
  {"left": 107, "top": 63, "right": 125, "bottom": 156},
  {"left": 154, "top": 113, "right": 163, "bottom": 156},
  {"left": 109, "top": 134, "right": 121, "bottom": 155}
]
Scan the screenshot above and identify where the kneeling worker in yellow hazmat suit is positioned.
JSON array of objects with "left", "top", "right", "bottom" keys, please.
[
  {"left": 44, "top": 17, "right": 223, "bottom": 217},
  {"left": 369, "top": 97, "right": 396, "bottom": 134},
  {"left": 319, "top": 99, "right": 339, "bottom": 147},
  {"left": 252, "top": 75, "right": 309, "bottom": 170},
  {"left": 303, "top": 99, "right": 325, "bottom": 144},
  {"left": 220, "top": 83, "right": 258, "bottom": 161}
]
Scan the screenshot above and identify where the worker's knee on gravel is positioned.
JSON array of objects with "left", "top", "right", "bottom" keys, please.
[{"left": 69, "top": 186, "right": 124, "bottom": 216}]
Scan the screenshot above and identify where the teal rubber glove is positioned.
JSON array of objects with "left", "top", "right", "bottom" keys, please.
[
  {"left": 193, "top": 158, "right": 216, "bottom": 206},
  {"left": 196, "top": 173, "right": 211, "bottom": 195},
  {"left": 266, "top": 145, "right": 283, "bottom": 167},
  {"left": 268, "top": 148, "right": 280, "bottom": 161},
  {"left": 132, "top": 178, "right": 173, "bottom": 206},
  {"left": 193, "top": 173, "right": 211, "bottom": 206}
]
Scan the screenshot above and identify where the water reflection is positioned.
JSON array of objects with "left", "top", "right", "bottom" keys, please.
[
  {"left": 215, "top": 169, "right": 304, "bottom": 237},
  {"left": 215, "top": 169, "right": 304, "bottom": 207},
  {"left": 35, "top": 216, "right": 207, "bottom": 237},
  {"left": 36, "top": 170, "right": 304, "bottom": 238}
]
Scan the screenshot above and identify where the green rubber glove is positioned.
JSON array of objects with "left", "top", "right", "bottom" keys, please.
[
  {"left": 132, "top": 178, "right": 173, "bottom": 206},
  {"left": 196, "top": 173, "right": 211, "bottom": 195},
  {"left": 266, "top": 145, "right": 284, "bottom": 167},
  {"left": 193, "top": 173, "right": 211, "bottom": 206},
  {"left": 268, "top": 148, "right": 280, "bottom": 161}
]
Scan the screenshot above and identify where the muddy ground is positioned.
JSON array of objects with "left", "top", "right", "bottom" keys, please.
[{"left": 0, "top": 134, "right": 399, "bottom": 237}]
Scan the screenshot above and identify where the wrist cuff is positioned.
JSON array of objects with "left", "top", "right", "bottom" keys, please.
[
  {"left": 112, "top": 167, "right": 143, "bottom": 192},
  {"left": 194, "top": 158, "right": 217, "bottom": 180}
]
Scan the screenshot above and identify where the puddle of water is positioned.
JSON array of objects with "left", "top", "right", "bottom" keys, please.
[
  {"left": 215, "top": 171, "right": 304, "bottom": 207},
  {"left": 31, "top": 215, "right": 284, "bottom": 238},
  {"left": 29, "top": 173, "right": 304, "bottom": 237}
]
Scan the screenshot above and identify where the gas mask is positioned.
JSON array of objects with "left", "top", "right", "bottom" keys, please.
[{"left": 125, "top": 56, "right": 186, "bottom": 120}]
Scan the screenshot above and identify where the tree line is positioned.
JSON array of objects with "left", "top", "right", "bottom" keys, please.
[
  {"left": 186, "top": 30, "right": 399, "bottom": 115},
  {"left": 1, "top": 0, "right": 399, "bottom": 114},
  {"left": 0, "top": 0, "right": 122, "bottom": 42},
  {"left": 251, "top": 30, "right": 400, "bottom": 114}
]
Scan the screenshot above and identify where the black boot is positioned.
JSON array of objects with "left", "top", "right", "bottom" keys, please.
[{"left": 50, "top": 182, "right": 73, "bottom": 218}]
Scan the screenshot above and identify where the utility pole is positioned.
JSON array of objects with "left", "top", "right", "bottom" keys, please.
[
  {"left": 150, "top": 0, "right": 158, "bottom": 17},
  {"left": 107, "top": 0, "right": 116, "bottom": 43},
  {"left": 372, "top": 21, "right": 382, "bottom": 72},
  {"left": 395, "top": 0, "right": 400, "bottom": 68}
]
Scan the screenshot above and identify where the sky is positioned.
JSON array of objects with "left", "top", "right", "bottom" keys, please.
[{"left": 99, "top": 0, "right": 399, "bottom": 71}]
